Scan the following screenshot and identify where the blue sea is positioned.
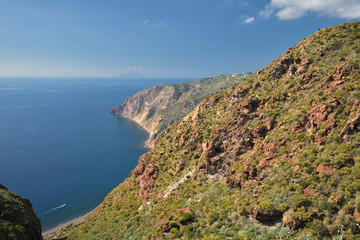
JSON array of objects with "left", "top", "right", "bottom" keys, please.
[{"left": 0, "top": 77, "right": 193, "bottom": 231}]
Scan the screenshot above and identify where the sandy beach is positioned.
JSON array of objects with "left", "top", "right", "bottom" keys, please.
[{"left": 42, "top": 213, "right": 88, "bottom": 236}]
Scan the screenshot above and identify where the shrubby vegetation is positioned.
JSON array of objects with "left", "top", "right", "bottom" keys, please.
[
  {"left": 111, "top": 72, "right": 252, "bottom": 147},
  {"left": 48, "top": 21, "right": 360, "bottom": 239},
  {"left": 0, "top": 184, "right": 41, "bottom": 240}
]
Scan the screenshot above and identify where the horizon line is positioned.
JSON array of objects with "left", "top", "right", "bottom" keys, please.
[{"left": 0, "top": 76, "right": 202, "bottom": 80}]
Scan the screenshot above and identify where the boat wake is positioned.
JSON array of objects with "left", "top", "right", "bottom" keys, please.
[{"left": 41, "top": 204, "right": 66, "bottom": 215}]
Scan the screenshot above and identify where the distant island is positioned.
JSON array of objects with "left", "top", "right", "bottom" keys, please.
[{"left": 115, "top": 70, "right": 145, "bottom": 79}]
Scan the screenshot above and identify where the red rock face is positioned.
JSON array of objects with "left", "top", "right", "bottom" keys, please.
[
  {"left": 175, "top": 161, "right": 185, "bottom": 174},
  {"left": 323, "top": 64, "right": 356, "bottom": 93},
  {"left": 304, "top": 185, "right": 316, "bottom": 196},
  {"left": 340, "top": 113, "right": 360, "bottom": 140},
  {"left": 288, "top": 65, "right": 297, "bottom": 77},
  {"left": 155, "top": 220, "right": 171, "bottom": 232},
  {"left": 180, "top": 207, "right": 192, "bottom": 213},
  {"left": 134, "top": 159, "right": 146, "bottom": 176},
  {"left": 290, "top": 97, "right": 343, "bottom": 144},
  {"left": 262, "top": 141, "right": 279, "bottom": 160},
  {"left": 238, "top": 98, "right": 261, "bottom": 114},
  {"left": 318, "top": 49, "right": 325, "bottom": 56},
  {"left": 293, "top": 165, "right": 300, "bottom": 172},
  {"left": 313, "top": 128, "right": 329, "bottom": 146},
  {"left": 134, "top": 159, "right": 158, "bottom": 197},
  {"left": 333, "top": 65, "right": 356, "bottom": 81},
  {"left": 226, "top": 172, "right": 242, "bottom": 188},
  {"left": 271, "top": 56, "right": 294, "bottom": 80},
  {"left": 282, "top": 210, "right": 301, "bottom": 230},
  {"left": 307, "top": 104, "right": 329, "bottom": 131},
  {"left": 297, "top": 66, "right": 306, "bottom": 74},
  {"left": 353, "top": 208, "right": 360, "bottom": 222},
  {"left": 202, "top": 142, "right": 216, "bottom": 159},
  {"left": 316, "top": 164, "right": 334, "bottom": 175}
]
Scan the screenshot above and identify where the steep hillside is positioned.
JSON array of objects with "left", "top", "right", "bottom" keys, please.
[
  {"left": 49, "top": 21, "right": 360, "bottom": 239},
  {"left": 110, "top": 73, "right": 251, "bottom": 147},
  {"left": 0, "top": 184, "right": 42, "bottom": 240}
]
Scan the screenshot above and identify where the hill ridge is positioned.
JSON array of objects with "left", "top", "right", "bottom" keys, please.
[
  {"left": 48, "top": 21, "right": 360, "bottom": 239},
  {"left": 110, "top": 73, "right": 252, "bottom": 147}
]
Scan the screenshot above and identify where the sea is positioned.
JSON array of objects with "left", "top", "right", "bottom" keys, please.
[{"left": 0, "top": 77, "right": 193, "bottom": 231}]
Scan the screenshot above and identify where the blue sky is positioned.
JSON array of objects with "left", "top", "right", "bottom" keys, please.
[{"left": 0, "top": 0, "right": 359, "bottom": 78}]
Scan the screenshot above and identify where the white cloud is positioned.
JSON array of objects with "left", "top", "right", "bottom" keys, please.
[
  {"left": 240, "top": 1, "right": 249, "bottom": 7},
  {"left": 259, "top": 4, "right": 274, "bottom": 19},
  {"left": 237, "top": 15, "right": 255, "bottom": 25},
  {"left": 261, "top": 0, "right": 360, "bottom": 20},
  {"left": 143, "top": 19, "right": 164, "bottom": 27},
  {"left": 244, "top": 16, "right": 255, "bottom": 23},
  {"left": 225, "top": 0, "right": 249, "bottom": 7},
  {"left": 127, "top": 66, "right": 143, "bottom": 71}
]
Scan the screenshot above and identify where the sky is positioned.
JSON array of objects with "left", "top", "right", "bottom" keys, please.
[{"left": 0, "top": 0, "right": 359, "bottom": 78}]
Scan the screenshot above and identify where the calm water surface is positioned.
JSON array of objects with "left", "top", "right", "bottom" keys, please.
[{"left": 0, "top": 77, "right": 192, "bottom": 230}]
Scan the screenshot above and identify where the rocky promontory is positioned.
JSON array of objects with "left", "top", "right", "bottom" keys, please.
[{"left": 110, "top": 73, "right": 252, "bottom": 147}]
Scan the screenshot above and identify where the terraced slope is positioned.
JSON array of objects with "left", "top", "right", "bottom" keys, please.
[{"left": 49, "top": 21, "right": 360, "bottom": 239}]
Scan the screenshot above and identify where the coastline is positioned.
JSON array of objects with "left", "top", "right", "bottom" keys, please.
[
  {"left": 42, "top": 111, "right": 151, "bottom": 237},
  {"left": 42, "top": 212, "right": 89, "bottom": 236},
  {"left": 111, "top": 111, "right": 153, "bottom": 148}
]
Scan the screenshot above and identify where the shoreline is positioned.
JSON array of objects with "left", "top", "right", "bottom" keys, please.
[
  {"left": 113, "top": 114, "right": 153, "bottom": 148},
  {"left": 42, "top": 117, "right": 150, "bottom": 237},
  {"left": 42, "top": 212, "right": 89, "bottom": 236}
]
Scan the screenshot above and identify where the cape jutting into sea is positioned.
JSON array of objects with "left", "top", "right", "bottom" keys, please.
[{"left": 0, "top": 77, "right": 193, "bottom": 230}]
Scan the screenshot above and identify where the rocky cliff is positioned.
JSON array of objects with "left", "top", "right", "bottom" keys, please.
[
  {"left": 110, "top": 73, "right": 251, "bottom": 147},
  {"left": 49, "top": 21, "right": 360, "bottom": 239},
  {"left": 0, "top": 183, "right": 42, "bottom": 240}
]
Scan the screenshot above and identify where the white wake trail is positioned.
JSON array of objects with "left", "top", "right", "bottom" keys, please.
[{"left": 41, "top": 204, "right": 66, "bottom": 215}]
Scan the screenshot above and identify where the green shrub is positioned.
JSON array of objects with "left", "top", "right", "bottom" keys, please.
[
  {"left": 291, "top": 195, "right": 310, "bottom": 209},
  {"left": 179, "top": 212, "right": 195, "bottom": 225}
]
